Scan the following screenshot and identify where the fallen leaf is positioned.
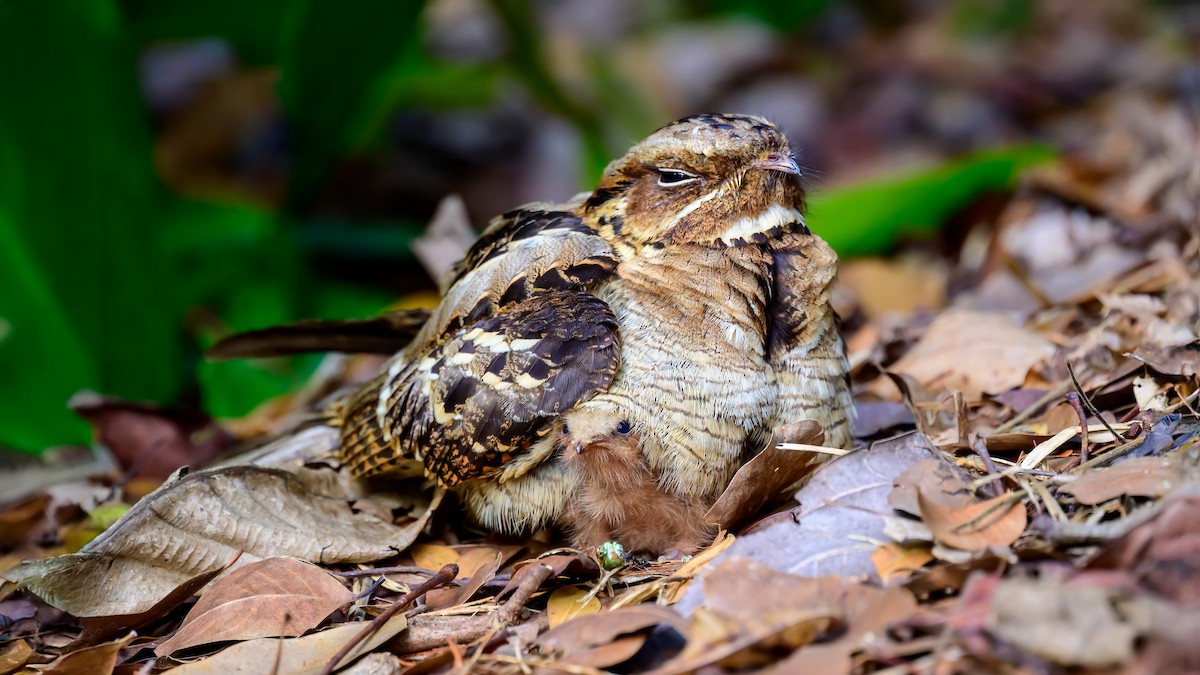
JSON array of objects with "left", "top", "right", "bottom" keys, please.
[
  {"left": 3, "top": 466, "right": 423, "bottom": 616},
  {"left": 655, "top": 558, "right": 847, "bottom": 674},
  {"left": 918, "top": 492, "right": 1027, "bottom": 552},
  {"left": 409, "top": 544, "right": 459, "bottom": 576},
  {"left": 0, "top": 494, "right": 49, "bottom": 550},
  {"left": 69, "top": 392, "right": 234, "bottom": 481},
  {"left": 537, "top": 605, "right": 688, "bottom": 669},
  {"left": 886, "top": 309, "right": 1056, "bottom": 401},
  {"left": 705, "top": 420, "right": 825, "bottom": 530},
  {"left": 1059, "top": 456, "right": 1186, "bottom": 505},
  {"left": 761, "top": 583, "right": 918, "bottom": 673},
  {"left": 871, "top": 542, "right": 934, "bottom": 583},
  {"left": 74, "top": 557, "right": 234, "bottom": 648},
  {"left": 1088, "top": 487, "right": 1200, "bottom": 605},
  {"left": 678, "top": 432, "right": 942, "bottom": 613},
  {"left": 424, "top": 549, "right": 502, "bottom": 611},
  {"left": 168, "top": 614, "right": 408, "bottom": 675},
  {"left": 890, "top": 457, "right": 976, "bottom": 517},
  {"left": 985, "top": 577, "right": 1136, "bottom": 667},
  {"left": 839, "top": 257, "right": 947, "bottom": 320},
  {"left": 156, "top": 557, "right": 354, "bottom": 656},
  {"left": 0, "top": 640, "right": 32, "bottom": 675},
  {"left": 41, "top": 632, "right": 134, "bottom": 675},
  {"left": 546, "top": 585, "right": 602, "bottom": 628}
]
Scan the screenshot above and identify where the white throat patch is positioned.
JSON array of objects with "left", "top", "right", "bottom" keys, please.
[{"left": 718, "top": 204, "right": 805, "bottom": 244}]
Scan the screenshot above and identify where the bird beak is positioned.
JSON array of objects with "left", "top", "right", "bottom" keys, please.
[
  {"left": 574, "top": 440, "right": 583, "bottom": 455},
  {"left": 753, "top": 152, "right": 801, "bottom": 176}
]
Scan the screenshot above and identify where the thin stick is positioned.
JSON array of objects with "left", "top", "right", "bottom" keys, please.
[
  {"left": 993, "top": 378, "right": 1074, "bottom": 433},
  {"left": 1067, "top": 362, "right": 1121, "bottom": 440},
  {"left": 337, "top": 565, "right": 438, "bottom": 578},
  {"left": 1066, "top": 391, "right": 1090, "bottom": 465},
  {"left": 970, "top": 436, "right": 1003, "bottom": 497},
  {"left": 319, "top": 563, "right": 458, "bottom": 675}
]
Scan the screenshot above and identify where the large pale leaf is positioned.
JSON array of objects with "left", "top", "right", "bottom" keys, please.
[
  {"left": 677, "top": 433, "right": 942, "bottom": 614},
  {"left": 4, "top": 466, "right": 425, "bottom": 616}
]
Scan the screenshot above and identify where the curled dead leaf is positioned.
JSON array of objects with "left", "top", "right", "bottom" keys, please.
[
  {"left": 918, "top": 491, "right": 1027, "bottom": 552},
  {"left": 155, "top": 557, "right": 354, "bottom": 656},
  {"left": 705, "top": 420, "right": 825, "bottom": 530}
]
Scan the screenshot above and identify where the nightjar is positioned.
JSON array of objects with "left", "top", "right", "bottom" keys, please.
[{"left": 213, "top": 114, "right": 853, "bottom": 547}]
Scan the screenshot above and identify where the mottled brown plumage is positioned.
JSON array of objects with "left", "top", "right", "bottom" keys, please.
[
  {"left": 218, "top": 114, "right": 853, "bottom": 547},
  {"left": 557, "top": 405, "right": 714, "bottom": 555}
]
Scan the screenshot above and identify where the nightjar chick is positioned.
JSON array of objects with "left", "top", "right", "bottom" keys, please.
[
  {"left": 557, "top": 403, "right": 714, "bottom": 555},
  {"left": 214, "top": 114, "right": 853, "bottom": 553}
]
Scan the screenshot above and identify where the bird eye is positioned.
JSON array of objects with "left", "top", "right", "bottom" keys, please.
[
  {"left": 561, "top": 423, "right": 570, "bottom": 436},
  {"left": 656, "top": 168, "right": 698, "bottom": 186},
  {"left": 615, "top": 420, "right": 632, "bottom": 435}
]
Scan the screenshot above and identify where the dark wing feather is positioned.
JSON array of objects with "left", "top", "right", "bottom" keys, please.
[
  {"left": 341, "top": 290, "right": 620, "bottom": 484},
  {"left": 207, "top": 310, "right": 431, "bottom": 359}
]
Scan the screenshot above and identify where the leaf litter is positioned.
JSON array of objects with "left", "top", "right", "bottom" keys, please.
[{"left": 3, "top": 13, "right": 1200, "bottom": 675}]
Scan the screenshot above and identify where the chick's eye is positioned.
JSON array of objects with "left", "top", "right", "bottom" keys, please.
[
  {"left": 615, "top": 420, "right": 632, "bottom": 435},
  {"left": 561, "top": 423, "right": 570, "bottom": 436},
  {"left": 656, "top": 168, "right": 698, "bottom": 186}
]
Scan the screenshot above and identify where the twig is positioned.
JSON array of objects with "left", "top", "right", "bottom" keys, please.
[
  {"left": 338, "top": 565, "right": 439, "bottom": 578},
  {"left": 1065, "top": 391, "right": 1091, "bottom": 465},
  {"left": 776, "top": 443, "right": 850, "bottom": 456},
  {"left": 390, "top": 563, "right": 556, "bottom": 653},
  {"left": 319, "top": 564, "right": 458, "bottom": 675},
  {"left": 993, "top": 378, "right": 1075, "bottom": 433},
  {"left": 475, "top": 653, "right": 607, "bottom": 675},
  {"left": 1067, "top": 362, "right": 1121, "bottom": 440},
  {"left": 970, "top": 436, "right": 1003, "bottom": 497}
]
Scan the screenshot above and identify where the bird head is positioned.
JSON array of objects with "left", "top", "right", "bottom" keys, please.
[
  {"left": 558, "top": 406, "right": 639, "bottom": 463},
  {"left": 584, "top": 114, "right": 807, "bottom": 248}
]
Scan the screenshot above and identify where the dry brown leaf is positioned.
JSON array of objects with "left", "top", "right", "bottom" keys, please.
[
  {"left": 890, "top": 457, "right": 975, "bottom": 516},
  {"left": 0, "top": 639, "right": 33, "bottom": 675},
  {"left": 918, "top": 491, "right": 1027, "bottom": 552},
  {"left": 886, "top": 309, "right": 1056, "bottom": 401},
  {"left": 537, "top": 605, "right": 688, "bottom": 668},
  {"left": 1087, "top": 488, "right": 1200, "bottom": 605},
  {"left": 409, "top": 544, "right": 460, "bottom": 576},
  {"left": 705, "top": 420, "right": 825, "bottom": 530},
  {"left": 41, "top": 632, "right": 134, "bottom": 675},
  {"left": 1059, "top": 456, "right": 1185, "bottom": 505},
  {"left": 424, "top": 549, "right": 502, "bottom": 611},
  {"left": 656, "top": 558, "right": 853, "bottom": 674},
  {"left": 762, "top": 583, "right": 918, "bottom": 674},
  {"left": 871, "top": 542, "right": 934, "bottom": 583},
  {"left": 156, "top": 557, "right": 354, "bottom": 656},
  {"left": 3, "top": 466, "right": 421, "bottom": 617},
  {"left": 839, "top": 257, "right": 947, "bottom": 320},
  {"left": 985, "top": 577, "right": 1136, "bottom": 667},
  {"left": 168, "top": 614, "right": 408, "bottom": 675},
  {"left": 546, "top": 585, "right": 602, "bottom": 628},
  {"left": 74, "top": 556, "right": 234, "bottom": 648}
]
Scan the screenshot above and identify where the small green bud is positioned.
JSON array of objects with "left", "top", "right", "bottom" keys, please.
[{"left": 596, "top": 541, "right": 626, "bottom": 570}]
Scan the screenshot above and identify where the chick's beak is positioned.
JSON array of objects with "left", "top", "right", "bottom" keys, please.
[
  {"left": 753, "top": 152, "right": 801, "bottom": 176},
  {"left": 574, "top": 440, "right": 583, "bottom": 455}
]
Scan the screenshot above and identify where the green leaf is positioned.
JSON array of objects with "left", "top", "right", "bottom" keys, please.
[
  {"left": 278, "top": 0, "right": 427, "bottom": 207},
  {"left": 0, "top": 0, "right": 180, "bottom": 452},
  {"left": 809, "top": 145, "right": 1055, "bottom": 258}
]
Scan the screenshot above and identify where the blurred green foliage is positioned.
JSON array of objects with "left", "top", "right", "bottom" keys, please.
[{"left": 1, "top": 0, "right": 1054, "bottom": 454}]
